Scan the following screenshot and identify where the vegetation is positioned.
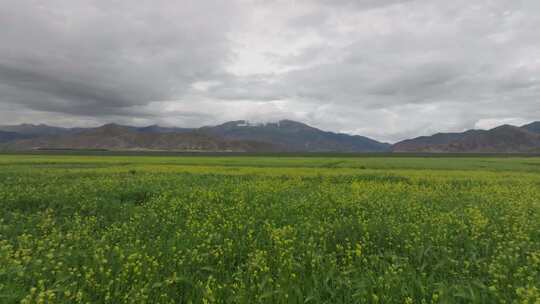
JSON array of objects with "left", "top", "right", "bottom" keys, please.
[{"left": 1, "top": 154, "right": 539, "bottom": 303}]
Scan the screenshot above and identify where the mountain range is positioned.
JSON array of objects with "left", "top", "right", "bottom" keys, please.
[
  {"left": 392, "top": 122, "right": 540, "bottom": 153},
  {"left": 0, "top": 120, "right": 390, "bottom": 152},
  {"left": 0, "top": 120, "right": 539, "bottom": 153}
]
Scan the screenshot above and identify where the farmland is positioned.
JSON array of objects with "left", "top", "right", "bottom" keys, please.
[{"left": 1, "top": 154, "right": 539, "bottom": 303}]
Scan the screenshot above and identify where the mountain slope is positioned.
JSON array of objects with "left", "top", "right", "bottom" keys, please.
[
  {"left": 136, "top": 125, "right": 194, "bottom": 134},
  {"left": 1, "top": 120, "right": 389, "bottom": 152},
  {"left": 4, "top": 120, "right": 537, "bottom": 153},
  {"left": 200, "top": 120, "right": 390, "bottom": 152},
  {"left": 522, "top": 121, "right": 540, "bottom": 133},
  {"left": 391, "top": 131, "right": 472, "bottom": 152},
  {"left": 2, "top": 124, "right": 278, "bottom": 152},
  {"left": 393, "top": 124, "right": 540, "bottom": 153},
  {"left": 0, "top": 124, "right": 75, "bottom": 136},
  {"left": 0, "top": 130, "right": 34, "bottom": 143}
]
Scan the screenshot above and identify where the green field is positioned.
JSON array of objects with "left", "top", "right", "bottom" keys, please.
[{"left": 1, "top": 155, "right": 539, "bottom": 303}]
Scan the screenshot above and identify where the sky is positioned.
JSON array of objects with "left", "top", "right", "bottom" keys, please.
[{"left": 0, "top": 0, "right": 539, "bottom": 143}]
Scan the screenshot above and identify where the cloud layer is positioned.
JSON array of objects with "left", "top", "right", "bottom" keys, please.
[{"left": 1, "top": 0, "right": 539, "bottom": 142}]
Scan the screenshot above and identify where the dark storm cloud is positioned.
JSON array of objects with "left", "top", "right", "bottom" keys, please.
[
  {"left": 0, "top": 0, "right": 236, "bottom": 115},
  {"left": 0, "top": 0, "right": 539, "bottom": 141}
]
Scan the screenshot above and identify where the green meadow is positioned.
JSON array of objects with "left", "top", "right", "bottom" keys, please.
[{"left": 1, "top": 154, "right": 539, "bottom": 303}]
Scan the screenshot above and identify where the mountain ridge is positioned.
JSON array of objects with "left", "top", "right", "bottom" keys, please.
[
  {"left": 200, "top": 120, "right": 391, "bottom": 152},
  {"left": 1, "top": 120, "right": 539, "bottom": 153},
  {"left": 0, "top": 130, "right": 34, "bottom": 143},
  {"left": 393, "top": 123, "right": 540, "bottom": 153},
  {"left": 0, "top": 120, "right": 390, "bottom": 152},
  {"left": 522, "top": 121, "right": 540, "bottom": 133},
  {"left": 2, "top": 123, "right": 278, "bottom": 152}
]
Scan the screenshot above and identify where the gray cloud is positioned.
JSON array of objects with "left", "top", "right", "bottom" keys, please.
[
  {"left": 0, "top": 0, "right": 237, "bottom": 114},
  {"left": 1, "top": 0, "right": 539, "bottom": 142}
]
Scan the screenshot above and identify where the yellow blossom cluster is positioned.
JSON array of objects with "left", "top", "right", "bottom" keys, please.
[{"left": 0, "top": 154, "right": 539, "bottom": 303}]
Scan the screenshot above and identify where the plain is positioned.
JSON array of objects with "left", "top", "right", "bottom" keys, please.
[{"left": 1, "top": 154, "right": 539, "bottom": 303}]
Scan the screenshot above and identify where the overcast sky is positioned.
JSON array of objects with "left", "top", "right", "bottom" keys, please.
[{"left": 1, "top": 0, "right": 539, "bottom": 142}]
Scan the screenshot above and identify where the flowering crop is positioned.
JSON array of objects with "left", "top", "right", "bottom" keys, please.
[{"left": 0, "top": 155, "right": 539, "bottom": 303}]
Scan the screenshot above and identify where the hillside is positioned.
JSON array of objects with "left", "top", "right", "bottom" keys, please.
[
  {"left": 0, "top": 120, "right": 390, "bottom": 152},
  {"left": 522, "top": 121, "right": 540, "bottom": 133},
  {"left": 2, "top": 120, "right": 539, "bottom": 153},
  {"left": 0, "top": 124, "right": 75, "bottom": 136},
  {"left": 0, "top": 130, "right": 33, "bottom": 143},
  {"left": 200, "top": 120, "right": 391, "bottom": 152},
  {"left": 2, "top": 124, "right": 277, "bottom": 152},
  {"left": 393, "top": 123, "right": 540, "bottom": 153}
]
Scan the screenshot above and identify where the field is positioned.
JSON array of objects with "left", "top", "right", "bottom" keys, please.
[{"left": 1, "top": 154, "right": 539, "bottom": 303}]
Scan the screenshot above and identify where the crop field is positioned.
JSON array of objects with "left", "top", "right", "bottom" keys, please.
[{"left": 1, "top": 154, "right": 539, "bottom": 303}]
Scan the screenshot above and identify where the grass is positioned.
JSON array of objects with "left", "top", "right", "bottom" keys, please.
[{"left": 0, "top": 154, "right": 539, "bottom": 303}]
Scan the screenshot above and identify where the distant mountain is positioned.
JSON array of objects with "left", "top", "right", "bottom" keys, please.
[
  {"left": 0, "top": 130, "right": 33, "bottom": 143},
  {"left": 135, "top": 125, "right": 194, "bottom": 134},
  {"left": 522, "top": 121, "right": 540, "bottom": 133},
  {"left": 2, "top": 124, "right": 277, "bottom": 152},
  {"left": 3, "top": 120, "right": 389, "bottom": 152},
  {"left": 0, "top": 123, "right": 194, "bottom": 140},
  {"left": 200, "top": 120, "right": 391, "bottom": 152},
  {"left": 391, "top": 132, "right": 470, "bottom": 151},
  {"left": 393, "top": 123, "right": 540, "bottom": 153},
  {"left": 2, "top": 119, "right": 538, "bottom": 153},
  {"left": 0, "top": 124, "right": 74, "bottom": 136}
]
